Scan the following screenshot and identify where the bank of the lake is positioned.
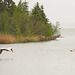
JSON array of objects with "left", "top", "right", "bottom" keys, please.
[{"left": 0, "top": 33, "right": 60, "bottom": 44}]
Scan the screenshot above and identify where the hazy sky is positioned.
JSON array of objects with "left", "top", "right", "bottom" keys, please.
[{"left": 13, "top": 0, "right": 75, "bottom": 28}]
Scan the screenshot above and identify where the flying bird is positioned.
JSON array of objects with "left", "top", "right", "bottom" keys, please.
[
  {"left": 0, "top": 48, "right": 13, "bottom": 54},
  {"left": 70, "top": 49, "right": 75, "bottom": 52}
]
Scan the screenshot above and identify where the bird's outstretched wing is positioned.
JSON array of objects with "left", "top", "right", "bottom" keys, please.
[{"left": 0, "top": 49, "right": 3, "bottom": 54}]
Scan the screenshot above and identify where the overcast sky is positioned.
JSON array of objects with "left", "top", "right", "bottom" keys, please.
[{"left": 13, "top": 0, "right": 75, "bottom": 28}]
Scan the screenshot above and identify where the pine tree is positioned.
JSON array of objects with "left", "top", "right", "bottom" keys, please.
[
  {"left": 3, "top": 0, "right": 15, "bottom": 15},
  {"left": 0, "top": 0, "right": 5, "bottom": 12},
  {"left": 11, "top": 0, "right": 30, "bottom": 35},
  {"left": 4, "top": 0, "right": 12, "bottom": 10},
  {"left": 23, "top": 0, "right": 29, "bottom": 15},
  {"left": 31, "top": 2, "right": 48, "bottom": 23},
  {"left": 40, "top": 5, "right": 48, "bottom": 24}
]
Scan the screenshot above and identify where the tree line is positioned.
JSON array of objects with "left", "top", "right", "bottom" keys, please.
[{"left": 0, "top": 0, "right": 60, "bottom": 37}]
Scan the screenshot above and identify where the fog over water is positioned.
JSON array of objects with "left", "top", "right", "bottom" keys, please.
[{"left": 0, "top": 28, "right": 75, "bottom": 75}]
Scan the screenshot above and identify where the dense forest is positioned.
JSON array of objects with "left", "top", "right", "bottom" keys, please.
[{"left": 0, "top": 0, "right": 60, "bottom": 43}]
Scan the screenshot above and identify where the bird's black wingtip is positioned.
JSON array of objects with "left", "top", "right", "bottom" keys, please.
[{"left": 70, "top": 50, "right": 73, "bottom": 52}]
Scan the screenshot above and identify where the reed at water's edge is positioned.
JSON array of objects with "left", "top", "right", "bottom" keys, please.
[
  {"left": 0, "top": 33, "right": 15, "bottom": 44},
  {"left": 0, "top": 33, "right": 60, "bottom": 44}
]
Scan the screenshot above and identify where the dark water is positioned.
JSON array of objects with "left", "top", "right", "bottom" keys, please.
[{"left": 0, "top": 28, "right": 75, "bottom": 75}]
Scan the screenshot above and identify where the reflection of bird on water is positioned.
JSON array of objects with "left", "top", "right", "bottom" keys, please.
[
  {"left": 70, "top": 49, "right": 75, "bottom": 52},
  {"left": 0, "top": 48, "right": 13, "bottom": 54}
]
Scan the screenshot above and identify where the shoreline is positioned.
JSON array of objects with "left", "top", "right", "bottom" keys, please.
[{"left": 0, "top": 34, "right": 60, "bottom": 44}]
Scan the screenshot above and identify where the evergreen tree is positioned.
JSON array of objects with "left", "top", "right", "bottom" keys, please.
[
  {"left": 30, "top": 2, "right": 52, "bottom": 36},
  {"left": 31, "top": 2, "right": 41, "bottom": 20},
  {"left": 31, "top": 2, "right": 48, "bottom": 23},
  {"left": 0, "top": 0, "right": 5, "bottom": 12},
  {"left": 4, "top": 0, "right": 12, "bottom": 10},
  {"left": 4, "top": 0, "right": 15, "bottom": 15},
  {"left": 40, "top": 5, "right": 48, "bottom": 24},
  {"left": 23, "top": 0, "right": 29, "bottom": 15},
  {"left": 0, "top": 11, "right": 10, "bottom": 34},
  {"left": 11, "top": 0, "right": 29, "bottom": 35}
]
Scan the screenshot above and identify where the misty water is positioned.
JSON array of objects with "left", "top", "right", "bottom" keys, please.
[{"left": 0, "top": 28, "right": 75, "bottom": 75}]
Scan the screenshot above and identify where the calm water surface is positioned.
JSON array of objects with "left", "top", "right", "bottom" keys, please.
[{"left": 0, "top": 28, "right": 75, "bottom": 75}]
